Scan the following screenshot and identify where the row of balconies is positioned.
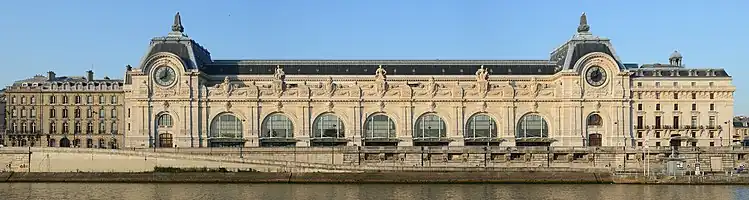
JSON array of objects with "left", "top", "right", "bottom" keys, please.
[{"left": 635, "top": 125, "right": 721, "bottom": 130}]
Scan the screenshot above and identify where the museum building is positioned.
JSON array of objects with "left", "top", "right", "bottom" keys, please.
[{"left": 122, "top": 13, "right": 734, "bottom": 148}]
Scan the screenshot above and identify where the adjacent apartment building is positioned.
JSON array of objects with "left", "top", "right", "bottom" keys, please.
[
  {"left": 121, "top": 12, "right": 734, "bottom": 148},
  {"left": 2, "top": 71, "right": 124, "bottom": 148}
]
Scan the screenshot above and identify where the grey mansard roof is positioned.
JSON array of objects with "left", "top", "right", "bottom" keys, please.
[
  {"left": 136, "top": 12, "right": 731, "bottom": 79},
  {"left": 202, "top": 60, "right": 560, "bottom": 76}
]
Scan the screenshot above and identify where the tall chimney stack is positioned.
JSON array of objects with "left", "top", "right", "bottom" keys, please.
[
  {"left": 86, "top": 70, "right": 94, "bottom": 81},
  {"left": 47, "top": 71, "right": 56, "bottom": 81}
]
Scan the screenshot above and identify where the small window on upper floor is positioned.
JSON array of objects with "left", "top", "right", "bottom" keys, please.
[
  {"left": 710, "top": 93, "right": 714, "bottom": 99},
  {"left": 637, "top": 82, "right": 642, "bottom": 87},
  {"left": 638, "top": 104, "right": 643, "bottom": 111},
  {"left": 691, "top": 93, "right": 696, "bottom": 99},
  {"left": 709, "top": 82, "right": 714, "bottom": 87},
  {"left": 692, "top": 104, "right": 697, "bottom": 111},
  {"left": 710, "top": 104, "right": 715, "bottom": 111},
  {"left": 637, "top": 92, "right": 641, "bottom": 99},
  {"left": 655, "top": 82, "right": 661, "bottom": 87},
  {"left": 691, "top": 82, "right": 696, "bottom": 87},
  {"left": 656, "top": 104, "right": 661, "bottom": 111},
  {"left": 655, "top": 92, "right": 660, "bottom": 99},
  {"left": 674, "top": 92, "right": 678, "bottom": 99},
  {"left": 674, "top": 104, "right": 679, "bottom": 111}
]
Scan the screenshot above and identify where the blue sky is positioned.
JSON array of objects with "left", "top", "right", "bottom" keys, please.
[{"left": 0, "top": 0, "right": 746, "bottom": 114}]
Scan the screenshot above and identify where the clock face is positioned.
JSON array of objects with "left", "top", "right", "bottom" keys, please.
[
  {"left": 153, "top": 66, "right": 176, "bottom": 87},
  {"left": 585, "top": 66, "right": 607, "bottom": 87}
]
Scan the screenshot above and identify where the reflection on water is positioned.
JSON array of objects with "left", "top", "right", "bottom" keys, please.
[{"left": 0, "top": 183, "right": 745, "bottom": 200}]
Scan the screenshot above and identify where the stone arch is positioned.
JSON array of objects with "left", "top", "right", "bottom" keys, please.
[
  {"left": 362, "top": 113, "right": 398, "bottom": 146},
  {"left": 412, "top": 112, "right": 449, "bottom": 146},
  {"left": 156, "top": 112, "right": 174, "bottom": 128},
  {"left": 142, "top": 52, "right": 188, "bottom": 74},
  {"left": 516, "top": 112, "right": 552, "bottom": 146},
  {"left": 585, "top": 112, "right": 608, "bottom": 146},
  {"left": 310, "top": 112, "right": 348, "bottom": 146},
  {"left": 464, "top": 112, "right": 499, "bottom": 145},
  {"left": 572, "top": 52, "right": 622, "bottom": 74},
  {"left": 259, "top": 112, "right": 296, "bottom": 147},
  {"left": 208, "top": 112, "right": 245, "bottom": 147},
  {"left": 311, "top": 112, "right": 345, "bottom": 138}
]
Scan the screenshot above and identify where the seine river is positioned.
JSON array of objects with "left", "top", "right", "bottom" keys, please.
[{"left": 0, "top": 183, "right": 748, "bottom": 200}]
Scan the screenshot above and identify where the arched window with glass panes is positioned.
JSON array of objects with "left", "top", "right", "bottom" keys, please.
[
  {"left": 465, "top": 114, "right": 497, "bottom": 139},
  {"left": 516, "top": 114, "right": 548, "bottom": 138},
  {"left": 210, "top": 113, "right": 243, "bottom": 138},
  {"left": 363, "top": 114, "right": 396, "bottom": 139},
  {"left": 413, "top": 113, "right": 447, "bottom": 139},
  {"left": 261, "top": 113, "right": 294, "bottom": 138},
  {"left": 312, "top": 113, "right": 345, "bottom": 138}
]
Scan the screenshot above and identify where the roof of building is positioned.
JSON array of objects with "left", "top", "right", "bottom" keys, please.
[
  {"left": 136, "top": 12, "right": 731, "bottom": 78},
  {"left": 202, "top": 60, "right": 559, "bottom": 76}
]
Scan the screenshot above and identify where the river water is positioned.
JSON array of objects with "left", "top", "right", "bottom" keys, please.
[{"left": 0, "top": 183, "right": 747, "bottom": 200}]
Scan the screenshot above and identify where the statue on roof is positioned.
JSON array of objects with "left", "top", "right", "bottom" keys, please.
[
  {"left": 172, "top": 12, "right": 184, "bottom": 33},
  {"left": 475, "top": 65, "right": 489, "bottom": 81},
  {"left": 375, "top": 65, "right": 387, "bottom": 80},
  {"left": 577, "top": 12, "right": 590, "bottom": 33},
  {"left": 274, "top": 65, "right": 286, "bottom": 81}
]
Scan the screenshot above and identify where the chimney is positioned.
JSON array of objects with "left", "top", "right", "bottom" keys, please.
[
  {"left": 47, "top": 71, "right": 56, "bottom": 81},
  {"left": 86, "top": 70, "right": 94, "bottom": 81}
]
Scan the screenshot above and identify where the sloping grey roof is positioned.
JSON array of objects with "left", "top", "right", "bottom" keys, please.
[{"left": 202, "top": 60, "right": 560, "bottom": 76}]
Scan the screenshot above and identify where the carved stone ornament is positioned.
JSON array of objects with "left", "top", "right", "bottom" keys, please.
[
  {"left": 481, "top": 101, "right": 488, "bottom": 112},
  {"left": 225, "top": 101, "right": 232, "bottom": 111},
  {"left": 274, "top": 65, "right": 286, "bottom": 81},
  {"left": 429, "top": 101, "right": 436, "bottom": 112},
  {"left": 378, "top": 101, "right": 385, "bottom": 112},
  {"left": 532, "top": 102, "right": 539, "bottom": 112},
  {"left": 327, "top": 102, "right": 334, "bottom": 112},
  {"left": 323, "top": 77, "right": 336, "bottom": 97},
  {"left": 211, "top": 76, "right": 233, "bottom": 96},
  {"left": 276, "top": 102, "right": 283, "bottom": 111},
  {"left": 594, "top": 101, "right": 601, "bottom": 112},
  {"left": 163, "top": 101, "right": 170, "bottom": 109},
  {"left": 375, "top": 65, "right": 387, "bottom": 80},
  {"left": 425, "top": 77, "right": 438, "bottom": 97},
  {"left": 475, "top": 65, "right": 489, "bottom": 82}
]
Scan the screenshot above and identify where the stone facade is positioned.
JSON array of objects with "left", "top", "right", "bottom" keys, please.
[
  {"left": 3, "top": 71, "right": 125, "bottom": 148},
  {"left": 123, "top": 13, "right": 734, "bottom": 148}
]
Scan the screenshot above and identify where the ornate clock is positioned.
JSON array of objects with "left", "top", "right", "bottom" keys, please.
[
  {"left": 585, "top": 66, "right": 607, "bottom": 87},
  {"left": 153, "top": 66, "right": 177, "bottom": 87}
]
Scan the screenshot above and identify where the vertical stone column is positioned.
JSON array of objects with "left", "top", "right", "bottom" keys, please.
[
  {"left": 245, "top": 105, "right": 259, "bottom": 147},
  {"left": 449, "top": 104, "right": 464, "bottom": 146},
  {"left": 398, "top": 104, "right": 413, "bottom": 146},
  {"left": 351, "top": 105, "right": 362, "bottom": 146},
  {"left": 295, "top": 104, "right": 310, "bottom": 147}
]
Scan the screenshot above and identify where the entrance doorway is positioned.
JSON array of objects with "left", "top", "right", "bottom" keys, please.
[
  {"left": 60, "top": 138, "right": 71, "bottom": 147},
  {"left": 588, "top": 133, "right": 602, "bottom": 146},
  {"left": 159, "top": 133, "right": 173, "bottom": 148}
]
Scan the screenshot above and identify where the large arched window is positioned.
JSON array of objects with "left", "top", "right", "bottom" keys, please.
[
  {"left": 413, "top": 114, "right": 446, "bottom": 139},
  {"left": 157, "top": 114, "right": 173, "bottom": 128},
  {"left": 587, "top": 114, "right": 602, "bottom": 126},
  {"left": 466, "top": 114, "right": 497, "bottom": 138},
  {"left": 516, "top": 114, "right": 548, "bottom": 138},
  {"left": 364, "top": 114, "right": 396, "bottom": 139},
  {"left": 210, "top": 113, "right": 243, "bottom": 138},
  {"left": 261, "top": 113, "right": 293, "bottom": 138},
  {"left": 312, "top": 113, "right": 344, "bottom": 138}
]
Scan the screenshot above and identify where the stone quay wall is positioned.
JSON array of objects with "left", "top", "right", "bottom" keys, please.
[
  {"left": 131, "top": 146, "right": 749, "bottom": 173},
  {"left": 1, "top": 146, "right": 749, "bottom": 173}
]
